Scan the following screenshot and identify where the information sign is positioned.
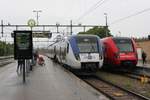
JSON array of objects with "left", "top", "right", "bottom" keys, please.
[
  {"left": 14, "top": 31, "right": 33, "bottom": 59},
  {"left": 32, "top": 31, "right": 52, "bottom": 38}
]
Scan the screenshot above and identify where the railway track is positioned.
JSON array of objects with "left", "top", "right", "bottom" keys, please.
[
  {"left": 106, "top": 66, "right": 150, "bottom": 84},
  {"left": 81, "top": 75, "right": 149, "bottom": 100},
  {"left": 0, "top": 56, "right": 14, "bottom": 66},
  {"left": 131, "top": 66, "right": 150, "bottom": 78},
  {"left": 103, "top": 65, "right": 150, "bottom": 77},
  {"left": 120, "top": 73, "right": 150, "bottom": 83}
]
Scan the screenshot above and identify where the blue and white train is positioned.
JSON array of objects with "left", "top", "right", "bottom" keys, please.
[{"left": 47, "top": 34, "right": 104, "bottom": 71}]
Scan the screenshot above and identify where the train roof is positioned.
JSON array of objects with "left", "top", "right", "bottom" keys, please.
[
  {"left": 113, "top": 37, "right": 132, "bottom": 40},
  {"left": 68, "top": 34, "right": 100, "bottom": 39},
  {"left": 102, "top": 36, "right": 132, "bottom": 40}
]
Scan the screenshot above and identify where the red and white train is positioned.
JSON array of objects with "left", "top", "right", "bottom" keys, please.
[
  {"left": 102, "top": 37, "right": 138, "bottom": 67},
  {"left": 47, "top": 35, "right": 104, "bottom": 72}
]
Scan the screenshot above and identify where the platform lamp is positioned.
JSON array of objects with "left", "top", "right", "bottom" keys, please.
[{"left": 104, "top": 13, "right": 108, "bottom": 37}]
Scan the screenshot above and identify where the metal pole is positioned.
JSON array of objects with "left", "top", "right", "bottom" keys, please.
[
  {"left": 83, "top": 26, "right": 86, "bottom": 32},
  {"left": 23, "top": 60, "right": 26, "bottom": 83},
  {"left": 36, "top": 12, "right": 38, "bottom": 25},
  {"left": 70, "top": 20, "right": 72, "bottom": 35},
  {"left": 104, "top": 13, "right": 108, "bottom": 37},
  {"left": 1, "top": 20, "right": 3, "bottom": 37},
  {"left": 56, "top": 26, "right": 59, "bottom": 33},
  {"left": 4, "top": 36, "right": 6, "bottom": 55},
  {"left": 43, "top": 26, "right": 45, "bottom": 32},
  {"left": 56, "top": 23, "right": 59, "bottom": 33},
  {"left": 33, "top": 10, "right": 42, "bottom": 25},
  {"left": 16, "top": 25, "right": 18, "bottom": 30}
]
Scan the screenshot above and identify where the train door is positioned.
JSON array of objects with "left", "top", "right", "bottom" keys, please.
[
  {"left": 67, "top": 43, "right": 69, "bottom": 54},
  {"left": 54, "top": 46, "right": 57, "bottom": 59},
  {"left": 59, "top": 47, "right": 62, "bottom": 63}
]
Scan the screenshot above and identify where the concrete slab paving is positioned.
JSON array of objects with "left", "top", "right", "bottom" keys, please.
[{"left": 0, "top": 57, "right": 108, "bottom": 100}]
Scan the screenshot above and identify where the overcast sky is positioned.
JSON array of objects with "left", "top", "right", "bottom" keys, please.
[{"left": 0, "top": 0, "right": 150, "bottom": 38}]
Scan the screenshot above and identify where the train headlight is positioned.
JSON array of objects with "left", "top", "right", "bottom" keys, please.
[{"left": 75, "top": 54, "right": 80, "bottom": 60}]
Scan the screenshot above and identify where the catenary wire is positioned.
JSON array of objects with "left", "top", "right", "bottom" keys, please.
[
  {"left": 76, "top": 0, "right": 109, "bottom": 22},
  {"left": 110, "top": 7, "right": 150, "bottom": 25}
]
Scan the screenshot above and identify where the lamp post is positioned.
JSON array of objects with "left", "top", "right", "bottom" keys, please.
[
  {"left": 70, "top": 20, "right": 72, "bottom": 35},
  {"left": 33, "top": 10, "right": 42, "bottom": 25},
  {"left": 118, "top": 31, "right": 121, "bottom": 37},
  {"left": 56, "top": 22, "right": 60, "bottom": 33},
  {"left": 104, "top": 13, "right": 108, "bottom": 37}
]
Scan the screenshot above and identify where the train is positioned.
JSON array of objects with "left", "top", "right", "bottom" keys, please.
[
  {"left": 102, "top": 37, "right": 138, "bottom": 67},
  {"left": 47, "top": 34, "right": 104, "bottom": 72}
]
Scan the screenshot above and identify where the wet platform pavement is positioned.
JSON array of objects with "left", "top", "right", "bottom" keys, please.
[
  {"left": 0, "top": 56, "right": 108, "bottom": 100},
  {"left": 137, "top": 60, "right": 150, "bottom": 68}
]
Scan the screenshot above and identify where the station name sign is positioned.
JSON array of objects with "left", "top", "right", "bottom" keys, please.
[{"left": 32, "top": 31, "right": 52, "bottom": 38}]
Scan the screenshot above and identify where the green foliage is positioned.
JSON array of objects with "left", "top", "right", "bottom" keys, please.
[
  {"left": 0, "top": 41, "right": 14, "bottom": 56},
  {"left": 78, "top": 26, "right": 112, "bottom": 38}
]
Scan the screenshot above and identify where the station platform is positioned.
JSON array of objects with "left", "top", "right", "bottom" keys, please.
[
  {"left": 0, "top": 56, "right": 108, "bottom": 100},
  {"left": 137, "top": 60, "right": 150, "bottom": 68}
]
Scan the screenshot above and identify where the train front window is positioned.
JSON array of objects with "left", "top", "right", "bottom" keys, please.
[
  {"left": 113, "top": 38, "right": 133, "bottom": 52},
  {"left": 76, "top": 37, "right": 98, "bottom": 53}
]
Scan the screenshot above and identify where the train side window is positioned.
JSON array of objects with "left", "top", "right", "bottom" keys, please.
[{"left": 67, "top": 43, "right": 69, "bottom": 53}]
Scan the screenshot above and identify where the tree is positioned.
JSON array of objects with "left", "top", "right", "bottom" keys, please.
[
  {"left": 0, "top": 41, "right": 14, "bottom": 56},
  {"left": 78, "top": 26, "right": 112, "bottom": 38}
]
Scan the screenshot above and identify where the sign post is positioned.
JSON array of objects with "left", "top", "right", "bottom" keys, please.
[{"left": 14, "top": 30, "right": 33, "bottom": 83}]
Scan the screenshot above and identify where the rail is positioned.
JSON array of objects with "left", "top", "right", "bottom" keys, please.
[
  {"left": 113, "top": 66, "right": 150, "bottom": 79},
  {"left": 103, "top": 66, "right": 150, "bottom": 79},
  {"left": 82, "top": 75, "right": 150, "bottom": 100},
  {"left": 119, "top": 67, "right": 150, "bottom": 84},
  {"left": 0, "top": 56, "right": 14, "bottom": 66},
  {"left": 0, "top": 56, "right": 13, "bottom": 60}
]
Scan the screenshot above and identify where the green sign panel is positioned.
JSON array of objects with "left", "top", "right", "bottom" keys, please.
[{"left": 16, "top": 33, "right": 30, "bottom": 50}]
